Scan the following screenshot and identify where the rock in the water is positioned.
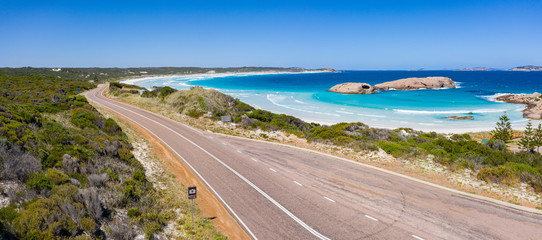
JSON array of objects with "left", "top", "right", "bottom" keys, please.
[
  {"left": 374, "top": 77, "right": 455, "bottom": 90},
  {"left": 327, "top": 82, "right": 375, "bottom": 94},
  {"left": 496, "top": 92, "right": 542, "bottom": 120},
  {"left": 445, "top": 115, "right": 474, "bottom": 120}
]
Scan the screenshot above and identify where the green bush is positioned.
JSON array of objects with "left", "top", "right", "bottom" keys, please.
[
  {"left": 127, "top": 208, "right": 141, "bottom": 218},
  {"left": 80, "top": 217, "right": 96, "bottom": 232},
  {"left": 159, "top": 86, "right": 176, "bottom": 98},
  {"left": 26, "top": 173, "right": 53, "bottom": 190},
  {"left": 379, "top": 141, "right": 407, "bottom": 157},
  {"left": 133, "top": 170, "right": 146, "bottom": 182},
  {"left": 186, "top": 107, "right": 204, "bottom": 118},
  {"left": 477, "top": 165, "right": 517, "bottom": 185},
  {"left": 109, "top": 82, "right": 123, "bottom": 89},
  {"left": 0, "top": 205, "right": 20, "bottom": 222},
  {"left": 70, "top": 108, "right": 98, "bottom": 129},
  {"left": 45, "top": 168, "right": 69, "bottom": 185}
]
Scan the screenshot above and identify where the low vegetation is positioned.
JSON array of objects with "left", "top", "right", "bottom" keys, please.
[
  {"left": 112, "top": 83, "right": 542, "bottom": 195},
  {"left": 0, "top": 69, "right": 225, "bottom": 239}
]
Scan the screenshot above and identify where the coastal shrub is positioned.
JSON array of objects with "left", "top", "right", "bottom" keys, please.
[
  {"left": 379, "top": 141, "right": 407, "bottom": 157},
  {"left": 186, "top": 107, "right": 204, "bottom": 118},
  {"left": 0, "top": 205, "right": 20, "bottom": 223},
  {"left": 45, "top": 168, "right": 70, "bottom": 185},
  {"left": 158, "top": 86, "right": 176, "bottom": 98},
  {"left": 332, "top": 136, "right": 355, "bottom": 146},
  {"left": 70, "top": 108, "right": 98, "bottom": 129},
  {"left": 80, "top": 217, "right": 96, "bottom": 232},
  {"left": 309, "top": 126, "right": 345, "bottom": 141},
  {"left": 141, "top": 90, "right": 156, "bottom": 98},
  {"left": 26, "top": 173, "right": 54, "bottom": 190},
  {"left": 109, "top": 82, "right": 123, "bottom": 89},
  {"left": 133, "top": 170, "right": 146, "bottom": 182},
  {"left": 104, "top": 118, "right": 122, "bottom": 135},
  {"left": 485, "top": 139, "right": 507, "bottom": 151},
  {"left": 248, "top": 109, "right": 273, "bottom": 122},
  {"left": 234, "top": 100, "right": 254, "bottom": 113},
  {"left": 477, "top": 165, "right": 517, "bottom": 185},
  {"left": 127, "top": 208, "right": 141, "bottom": 218}
]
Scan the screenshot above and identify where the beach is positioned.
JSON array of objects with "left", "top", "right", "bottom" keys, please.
[{"left": 122, "top": 70, "right": 542, "bottom": 133}]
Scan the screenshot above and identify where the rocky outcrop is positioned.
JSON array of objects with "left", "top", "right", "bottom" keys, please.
[
  {"left": 496, "top": 92, "right": 542, "bottom": 120},
  {"left": 373, "top": 77, "right": 455, "bottom": 90},
  {"left": 327, "top": 82, "right": 375, "bottom": 94}
]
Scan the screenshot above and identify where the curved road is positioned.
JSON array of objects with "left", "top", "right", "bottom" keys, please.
[{"left": 86, "top": 85, "right": 542, "bottom": 240}]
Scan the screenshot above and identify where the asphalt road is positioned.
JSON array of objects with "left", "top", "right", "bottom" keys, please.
[{"left": 86, "top": 85, "right": 542, "bottom": 240}]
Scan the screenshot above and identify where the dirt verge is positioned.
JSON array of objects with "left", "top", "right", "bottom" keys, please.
[{"left": 92, "top": 93, "right": 251, "bottom": 239}]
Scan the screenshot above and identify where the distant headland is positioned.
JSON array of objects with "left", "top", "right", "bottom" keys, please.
[
  {"left": 453, "top": 65, "right": 542, "bottom": 71},
  {"left": 509, "top": 65, "right": 542, "bottom": 71}
]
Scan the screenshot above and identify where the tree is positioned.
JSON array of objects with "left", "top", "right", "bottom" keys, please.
[
  {"left": 534, "top": 123, "right": 542, "bottom": 153},
  {"left": 490, "top": 113, "right": 513, "bottom": 143},
  {"left": 520, "top": 120, "right": 535, "bottom": 152}
]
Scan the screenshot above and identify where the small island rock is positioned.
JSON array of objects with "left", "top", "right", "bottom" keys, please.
[
  {"left": 327, "top": 82, "right": 375, "bottom": 94},
  {"left": 374, "top": 77, "right": 455, "bottom": 90},
  {"left": 445, "top": 115, "right": 474, "bottom": 120}
]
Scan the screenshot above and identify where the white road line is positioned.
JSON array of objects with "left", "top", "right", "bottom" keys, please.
[
  {"left": 365, "top": 215, "right": 378, "bottom": 221},
  {"left": 294, "top": 181, "right": 303, "bottom": 186},
  {"left": 323, "top": 196, "right": 335, "bottom": 203},
  {"left": 92, "top": 87, "right": 330, "bottom": 240},
  {"left": 412, "top": 235, "right": 424, "bottom": 240},
  {"left": 237, "top": 150, "right": 242, "bottom": 154},
  {"left": 251, "top": 157, "right": 258, "bottom": 162},
  {"left": 87, "top": 90, "right": 259, "bottom": 240},
  {"left": 222, "top": 142, "right": 227, "bottom": 145},
  {"left": 269, "top": 168, "right": 277, "bottom": 172}
]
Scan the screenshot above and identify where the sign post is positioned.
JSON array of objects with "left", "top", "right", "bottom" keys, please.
[
  {"left": 188, "top": 186, "right": 197, "bottom": 224},
  {"left": 221, "top": 115, "right": 231, "bottom": 132}
]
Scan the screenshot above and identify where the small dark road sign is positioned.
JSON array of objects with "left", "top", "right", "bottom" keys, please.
[{"left": 188, "top": 186, "right": 197, "bottom": 199}]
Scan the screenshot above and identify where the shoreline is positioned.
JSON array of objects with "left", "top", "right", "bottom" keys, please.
[
  {"left": 102, "top": 87, "right": 542, "bottom": 211},
  {"left": 120, "top": 69, "right": 336, "bottom": 88},
  {"left": 118, "top": 72, "right": 538, "bottom": 134}
]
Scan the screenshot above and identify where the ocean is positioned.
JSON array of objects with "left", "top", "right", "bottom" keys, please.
[{"left": 122, "top": 71, "right": 542, "bottom": 133}]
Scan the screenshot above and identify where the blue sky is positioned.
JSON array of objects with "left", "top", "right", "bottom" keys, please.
[{"left": 1, "top": 0, "right": 541, "bottom": 69}]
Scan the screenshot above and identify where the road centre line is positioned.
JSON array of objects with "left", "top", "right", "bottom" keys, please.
[
  {"left": 323, "top": 196, "right": 335, "bottom": 203},
  {"left": 269, "top": 168, "right": 277, "bottom": 172},
  {"left": 237, "top": 150, "right": 242, "bottom": 153},
  {"left": 222, "top": 142, "right": 227, "bottom": 145},
  {"left": 88, "top": 90, "right": 258, "bottom": 239},
  {"left": 251, "top": 157, "right": 258, "bottom": 162},
  {"left": 412, "top": 235, "right": 424, "bottom": 240},
  {"left": 365, "top": 215, "right": 378, "bottom": 221},
  {"left": 294, "top": 181, "right": 303, "bottom": 186},
  {"left": 94, "top": 88, "right": 330, "bottom": 240}
]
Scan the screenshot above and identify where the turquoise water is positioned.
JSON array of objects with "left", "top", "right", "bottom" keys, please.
[{"left": 123, "top": 71, "right": 542, "bottom": 133}]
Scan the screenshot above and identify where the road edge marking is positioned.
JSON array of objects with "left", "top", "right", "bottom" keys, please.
[
  {"left": 89, "top": 86, "right": 331, "bottom": 240},
  {"left": 85, "top": 88, "right": 259, "bottom": 240},
  {"left": 211, "top": 133, "right": 542, "bottom": 215}
]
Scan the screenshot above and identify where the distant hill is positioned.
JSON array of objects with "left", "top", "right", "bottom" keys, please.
[
  {"left": 509, "top": 65, "right": 542, "bottom": 71},
  {"left": 455, "top": 67, "right": 497, "bottom": 71}
]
